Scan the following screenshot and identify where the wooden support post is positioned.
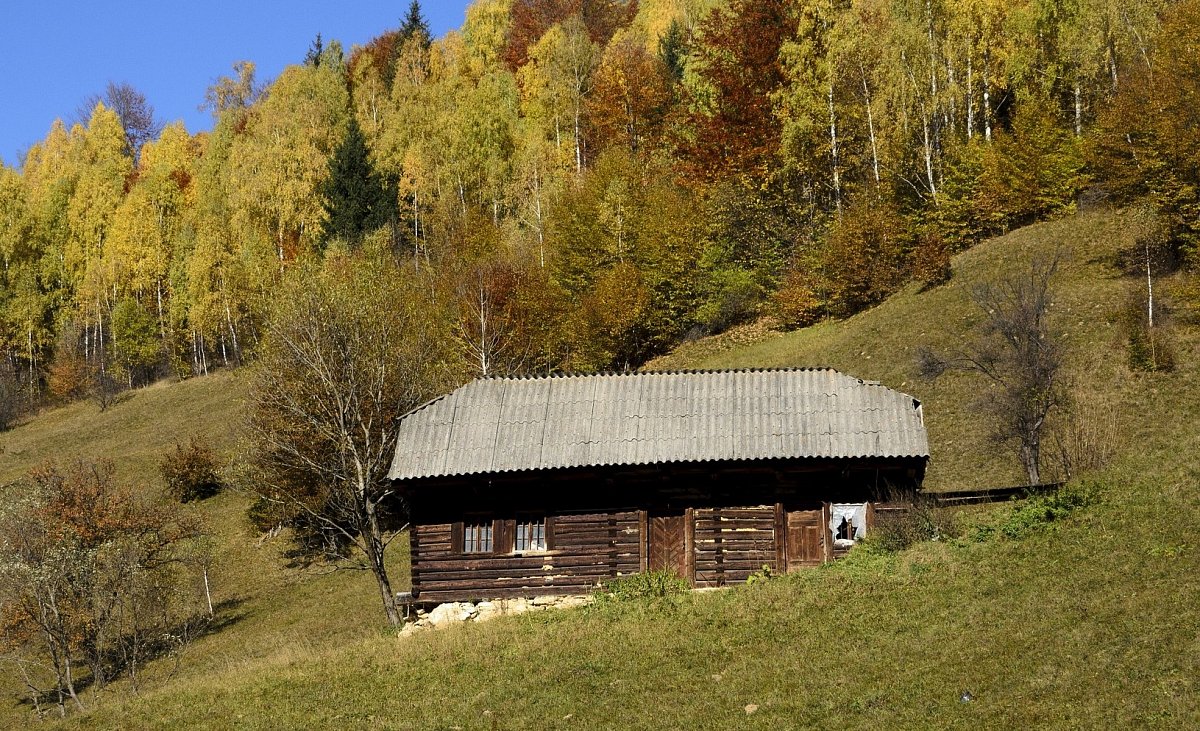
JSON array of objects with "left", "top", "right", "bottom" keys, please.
[
  {"left": 774, "top": 502, "right": 787, "bottom": 572},
  {"left": 638, "top": 510, "right": 648, "bottom": 573},
  {"left": 684, "top": 507, "right": 695, "bottom": 586},
  {"left": 821, "top": 503, "right": 832, "bottom": 564}
]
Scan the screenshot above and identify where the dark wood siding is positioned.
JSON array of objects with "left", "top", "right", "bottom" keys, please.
[
  {"left": 692, "top": 506, "right": 778, "bottom": 588},
  {"left": 410, "top": 511, "right": 642, "bottom": 603},
  {"left": 400, "top": 457, "right": 927, "bottom": 603}
]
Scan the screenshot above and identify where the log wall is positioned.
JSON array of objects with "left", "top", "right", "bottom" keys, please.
[
  {"left": 411, "top": 511, "right": 642, "bottom": 603},
  {"left": 409, "top": 495, "right": 892, "bottom": 602}
]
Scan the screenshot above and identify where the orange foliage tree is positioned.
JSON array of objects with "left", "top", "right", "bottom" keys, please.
[{"left": 0, "top": 460, "right": 207, "bottom": 718}]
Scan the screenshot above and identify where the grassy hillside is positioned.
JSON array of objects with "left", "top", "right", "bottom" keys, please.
[
  {"left": 649, "top": 207, "right": 1166, "bottom": 490},
  {"left": 2, "top": 208, "right": 1198, "bottom": 728},
  {"left": 0, "top": 370, "right": 245, "bottom": 486}
]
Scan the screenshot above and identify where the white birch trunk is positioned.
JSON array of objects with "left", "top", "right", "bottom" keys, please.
[
  {"left": 861, "top": 63, "right": 881, "bottom": 185},
  {"left": 828, "top": 75, "right": 842, "bottom": 211},
  {"left": 967, "top": 53, "right": 975, "bottom": 139}
]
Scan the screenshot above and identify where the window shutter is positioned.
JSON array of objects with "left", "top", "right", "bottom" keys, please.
[
  {"left": 451, "top": 522, "right": 464, "bottom": 554},
  {"left": 494, "top": 519, "right": 515, "bottom": 554}
]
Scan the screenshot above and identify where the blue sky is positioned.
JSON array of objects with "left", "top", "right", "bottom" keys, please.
[{"left": 1, "top": 1, "right": 472, "bottom": 166}]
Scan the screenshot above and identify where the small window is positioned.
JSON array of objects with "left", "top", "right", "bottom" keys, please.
[
  {"left": 463, "top": 522, "right": 493, "bottom": 553},
  {"left": 835, "top": 517, "right": 852, "bottom": 541},
  {"left": 829, "top": 503, "right": 867, "bottom": 548},
  {"left": 515, "top": 518, "right": 547, "bottom": 552}
]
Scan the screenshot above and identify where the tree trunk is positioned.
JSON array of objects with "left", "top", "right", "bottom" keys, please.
[
  {"left": 363, "top": 500, "right": 402, "bottom": 627},
  {"left": 156, "top": 279, "right": 166, "bottom": 339},
  {"left": 828, "top": 75, "right": 842, "bottom": 212},
  {"left": 967, "top": 53, "right": 974, "bottom": 139},
  {"left": 921, "top": 105, "right": 937, "bottom": 199},
  {"left": 983, "top": 48, "right": 993, "bottom": 142},
  {"left": 1022, "top": 440, "right": 1041, "bottom": 485},
  {"left": 1080, "top": 82, "right": 1089, "bottom": 136},
  {"left": 574, "top": 100, "right": 584, "bottom": 175},
  {"left": 225, "top": 301, "right": 240, "bottom": 364},
  {"left": 533, "top": 165, "right": 546, "bottom": 269},
  {"left": 860, "top": 63, "right": 881, "bottom": 186}
]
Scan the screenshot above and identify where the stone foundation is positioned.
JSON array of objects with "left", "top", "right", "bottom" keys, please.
[{"left": 399, "top": 595, "right": 593, "bottom": 637}]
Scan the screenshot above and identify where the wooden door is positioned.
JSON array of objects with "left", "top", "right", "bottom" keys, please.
[
  {"left": 648, "top": 514, "right": 688, "bottom": 579},
  {"left": 786, "top": 510, "right": 825, "bottom": 569}
]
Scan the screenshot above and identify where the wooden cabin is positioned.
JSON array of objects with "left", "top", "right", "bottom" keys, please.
[{"left": 388, "top": 369, "right": 929, "bottom": 605}]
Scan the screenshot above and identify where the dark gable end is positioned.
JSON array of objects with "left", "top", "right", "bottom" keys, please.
[{"left": 388, "top": 368, "right": 929, "bottom": 481}]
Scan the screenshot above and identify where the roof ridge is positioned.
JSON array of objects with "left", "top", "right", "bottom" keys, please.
[{"left": 480, "top": 366, "right": 841, "bottom": 381}]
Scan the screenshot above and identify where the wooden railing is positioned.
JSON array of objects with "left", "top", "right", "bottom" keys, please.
[{"left": 928, "top": 482, "right": 1065, "bottom": 506}]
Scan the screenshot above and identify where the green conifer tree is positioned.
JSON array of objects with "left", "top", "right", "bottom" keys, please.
[
  {"left": 321, "top": 115, "right": 395, "bottom": 245},
  {"left": 400, "top": 1, "right": 432, "bottom": 50},
  {"left": 305, "top": 33, "right": 324, "bottom": 67}
]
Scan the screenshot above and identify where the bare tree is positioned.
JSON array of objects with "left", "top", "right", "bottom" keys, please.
[
  {"left": 243, "top": 251, "right": 453, "bottom": 626},
  {"left": 918, "top": 255, "right": 1066, "bottom": 485},
  {"left": 76, "top": 81, "right": 163, "bottom": 158},
  {"left": 455, "top": 261, "right": 533, "bottom": 377}
]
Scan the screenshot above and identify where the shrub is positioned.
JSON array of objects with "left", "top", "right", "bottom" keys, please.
[
  {"left": 160, "top": 437, "right": 223, "bottom": 502},
  {"left": 0, "top": 459, "right": 208, "bottom": 713},
  {"left": 867, "top": 500, "right": 958, "bottom": 553},
  {"left": 910, "top": 229, "right": 953, "bottom": 288},
  {"left": 772, "top": 267, "right": 824, "bottom": 329},
  {"left": 745, "top": 564, "right": 776, "bottom": 585},
  {"left": 594, "top": 570, "right": 689, "bottom": 603},
  {"left": 47, "top": 323, "right": 92, "bottom": 402},
  {"left": 696, "top": 266, "right": 763, "bottom": 333},
  {"left": 1120, "top": 284, "right": 1177, "bottom": 372},
  {"left": 1050, "top": 389, "right": 1121, "bottom": 480},
  {"left": 969, "top": 482, "right": 1097, "bottom": 542}
]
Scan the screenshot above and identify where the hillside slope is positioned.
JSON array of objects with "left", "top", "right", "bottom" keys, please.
[
  {"left": 1, "top": 208, "right": 1197, "bottom": 729},
  {"left": 650, "top": 207, "right": 1170, "bottom": 490}
]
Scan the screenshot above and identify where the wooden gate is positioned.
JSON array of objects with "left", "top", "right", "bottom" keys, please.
[
  {"left": 647, "top": 513, "right": 690, "bottom": 580},
  {"left": 786, "top": 509, "right": 826, "bottom": 568}
]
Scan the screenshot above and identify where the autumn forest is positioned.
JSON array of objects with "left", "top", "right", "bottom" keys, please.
[{"left": 1, "top": 0, "right": 1197, "bottom": 415}]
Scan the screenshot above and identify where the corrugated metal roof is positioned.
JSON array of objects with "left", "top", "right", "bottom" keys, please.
[{"left": 388, "top": 368, "right": 929, "bottom": 481}]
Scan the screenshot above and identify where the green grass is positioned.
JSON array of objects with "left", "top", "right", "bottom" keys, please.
[
  {"left": 2, "top": 207, "right": 1199, "bottom": 728},
  {"left": 0, "top": 369, "right": 246, "bottom": 486}
]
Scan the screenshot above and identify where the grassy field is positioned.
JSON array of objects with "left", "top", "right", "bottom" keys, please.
[{"left": 1, "top": 207, "right": 1198, "bottom": 728}]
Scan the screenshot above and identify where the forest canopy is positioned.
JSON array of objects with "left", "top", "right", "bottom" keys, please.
[{"left": 0, "top": 0, "right": 1195, "bottom": 413}]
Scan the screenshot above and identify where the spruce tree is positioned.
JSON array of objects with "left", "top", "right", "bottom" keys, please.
[
  {"left": 321, "top": 116, "right": 394, "bottom": 245},
  {"left": 305, "top": 33, "right": 324, "bottom": 67},
  {"left": 658, "top": 19, "right": 688, "bottom": 82},
  {"left": 400, "top": 1, "right": 432, "bottom": 51}
]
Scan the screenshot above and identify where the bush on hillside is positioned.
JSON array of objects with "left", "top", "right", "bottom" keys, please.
[
  {"left": 867, "top": 499, "right": 959, "bottom": 553},
  {"left": 1050, "top": 389, "right": 1122, "bottom": 481},
  {"left": 160, "top": 436, "right": 224, "bottom": 502},
  {"left": 594, "top": 570, "right": 689, "bottom": 603},
  {"left": 1120, "top": 284, "right": 1177, "bottom": 373},
  {"left": 910, "top": 229, "right": 953, "bottom": 288},
  {"left": 0, "top": 459, "right": 209, "bottom": 714},
  {"left": 969, "top": 483, "right": 1097, "bottom": 542}
]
